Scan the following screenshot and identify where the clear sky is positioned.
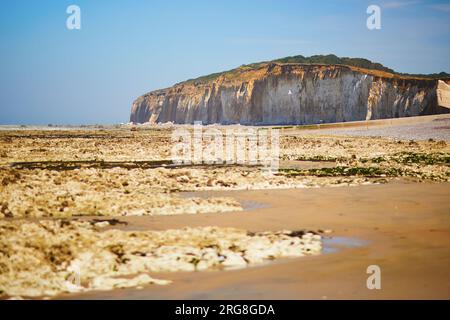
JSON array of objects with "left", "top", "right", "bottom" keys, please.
[{"left": 1, "top": 0, "right": 450, "bottom": 125}]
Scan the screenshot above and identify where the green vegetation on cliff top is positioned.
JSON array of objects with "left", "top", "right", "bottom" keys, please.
[{"left": 182, "top": 54, "right": 450, "bottom": 85}]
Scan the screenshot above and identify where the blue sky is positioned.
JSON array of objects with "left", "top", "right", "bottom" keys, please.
[{"left": 1, "top": 0, "right": 450, "bottom": 124}]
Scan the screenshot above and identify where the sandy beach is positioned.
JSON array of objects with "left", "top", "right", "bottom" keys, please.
[
  {"left": 63, "top": 181, "right": 450, "bottom": 299},
  {"left": 1, "top": 115, "right": 449, "bottom": 300}
]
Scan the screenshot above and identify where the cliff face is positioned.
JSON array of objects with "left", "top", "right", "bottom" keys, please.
[{"left": 130, "top": 63, "right": 447, "bottom": 125}]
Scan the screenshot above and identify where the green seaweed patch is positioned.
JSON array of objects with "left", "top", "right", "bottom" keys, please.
[
  {"left": 281, "top": 155, "right": 343, "bottom": 162},
  {"left": 278, "top": 166, "right": 404, "bottom": 178},
  {"left": 362, "top": 156, "right": 386, "bottom": 164},
  {"left": 361, "top": 152, "right": 450, "bottom": 165},
  {"left": 295, "top": 155, "right": 342, "bottom": 162},
  {"left": 393, "top": 152, "right": 450, "bottom": 165}
]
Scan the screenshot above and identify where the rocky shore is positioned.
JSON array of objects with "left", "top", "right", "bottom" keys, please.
[{"left": 0, "top": 118, "right": 448, "bottom": 299}]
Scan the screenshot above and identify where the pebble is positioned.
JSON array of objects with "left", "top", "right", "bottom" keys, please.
[{"left": 94, "top": 221, "right": 110, "bottom": 228}]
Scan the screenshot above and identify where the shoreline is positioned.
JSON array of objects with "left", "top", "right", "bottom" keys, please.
[
  {"left": 1, "top": 119, "right": 448, "bottom": 299},
  {"left": 60, "top": 181, "right": 450, "bottom": 299}
]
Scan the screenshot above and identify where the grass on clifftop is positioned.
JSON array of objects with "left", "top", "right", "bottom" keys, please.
[{"left": 181, "top": 54, "right": 450, "bottom": 85}]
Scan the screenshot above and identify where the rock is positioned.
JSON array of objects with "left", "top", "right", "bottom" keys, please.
[
  {"left": 94, "top": 221, "right": 110, "bottom": 228},
  {"left": 437, "top": 80, "right": 450, "bottom": 109},
  {"left": 302, "top": 233, "right": 313, "bottom": 240},
  {"left": 131, "top": 62, "right": 446, "bottom": 125},
  {"left": 176, "top": 175, "right": 190, "bottom": 183},
  {"left": 0, "top": 220, "right": 323, "bottom": 297},
  {"left": 221, "top": 251, "right": 247, "bottom": 268},
  {"left": 244, "top": 249, "right": 269, "bottom": 264},
  {"left": 90, "top": 274, "right": 171, "bottom": 291},
  {"left": 63, "top": 280, "right": 85, "bottom": 293}
]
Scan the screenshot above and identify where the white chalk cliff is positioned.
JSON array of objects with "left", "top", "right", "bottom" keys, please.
[{"left": 131, "top": 63, "right": 449, "bottom": 125}]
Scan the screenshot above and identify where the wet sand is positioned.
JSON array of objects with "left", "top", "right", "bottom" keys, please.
[
  {"left": 1, "top": 119, "right": 449, "bottom": 299},
  {"left": 64, "top": 181, "right": 450, "bottom": 299}
]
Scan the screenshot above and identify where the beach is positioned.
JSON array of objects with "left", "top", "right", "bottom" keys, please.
[{"left": 1, "top": 115, "right": 449, "bottom": 299}]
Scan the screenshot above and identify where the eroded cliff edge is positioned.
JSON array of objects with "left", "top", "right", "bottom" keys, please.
[{"left": 131, "top": 63, "right": 449, "bottom": 125}]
